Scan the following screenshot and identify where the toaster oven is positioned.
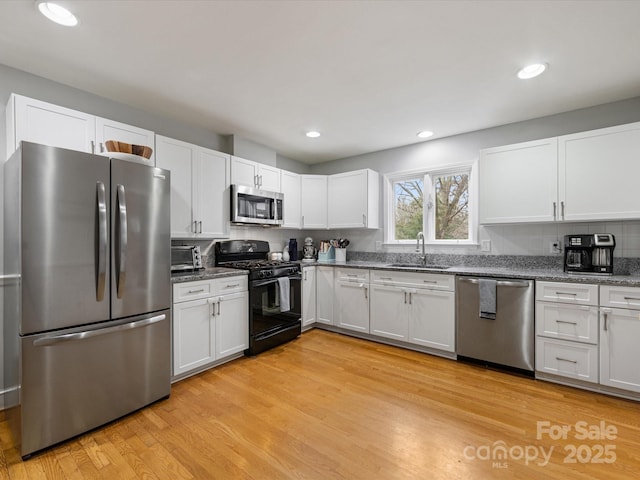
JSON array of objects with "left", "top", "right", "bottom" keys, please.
[{"left": 171, "top": 245, "right": 203, "bottom": 272}]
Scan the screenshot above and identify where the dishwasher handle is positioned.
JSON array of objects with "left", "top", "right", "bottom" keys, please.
[{"left": 458, "top": 277, "right": 531, "bottom": 288}]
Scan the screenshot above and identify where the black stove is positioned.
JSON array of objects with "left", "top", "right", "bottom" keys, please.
[
  {"left": 214, "top": 240, "right": 302, "bottom": 355},
  {"left": 220, "top": 260, "right": 300, "bottom": 280}
]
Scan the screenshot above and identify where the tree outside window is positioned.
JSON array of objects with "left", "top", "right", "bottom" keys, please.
[
  {"left": 394, "top": 178, "right": 423, "bottom": 240},
  {"left": 434, "top": 173, "right": 469, "bottom": 240},
  {"left": 388, "top": 167, "right": 473, "bottom": 244}
]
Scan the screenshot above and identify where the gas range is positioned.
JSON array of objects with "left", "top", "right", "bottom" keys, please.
[
  {"left": 218, "top": 260, "right": 300, "bottom": 280},
  {"left": 214, "top": 239, "right": 302, "bottom": 356},
  {"left": 214, "top": 240, "right": 301, "bottom": 280}
]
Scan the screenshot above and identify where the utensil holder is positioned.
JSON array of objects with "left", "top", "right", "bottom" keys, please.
[
  {"left": 335, "top": 248, "right": 347, "bottom": 263},
  {"left": 318, "top": 246, "right": 335, "bottom": 263}
]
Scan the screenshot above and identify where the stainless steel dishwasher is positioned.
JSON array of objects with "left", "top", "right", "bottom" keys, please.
[{"left": 456, "top": 276, "right": 535, "bottom": 372}]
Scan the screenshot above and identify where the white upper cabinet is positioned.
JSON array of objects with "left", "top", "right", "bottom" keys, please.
[
  {"left": 480, "top": 121, "right": 640, "bottom": 224},
  {"left": 328, "top": 169, "right": 379, "bottom": 229},
  {"left": 95, "top": 117, "right": 155, "bottom": 163},
  {"left": 6, "top": 94, "right": 155, "bottom": 163},
  {"left": 7, "top": 94, "right": 96, "bottom": 157},
  {"left": 479, "top": 137, "right": 558, "bottom": 224},
  {"left": 155, "top": 135, "right": 230, "bottom": 238},
  {"left": 231, "top": 155, "right": 280, "bottom": 191},
  {"left": 280, "top": 170, "right": 302, "bottom": 228},
  {"left": 300, "top": 175, "right": 328, "bottom": 229},
  {"left": 559, "top": 122, "right": 640, "bottom": 221}
]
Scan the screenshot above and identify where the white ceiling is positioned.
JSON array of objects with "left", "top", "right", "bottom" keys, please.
[{"left": 1, "top": 1, "right": 639, "bottom": 164}]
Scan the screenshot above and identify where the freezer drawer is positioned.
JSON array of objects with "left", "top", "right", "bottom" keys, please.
[{"left": 18, "top": 310, "right": 171, "bottom": 458}]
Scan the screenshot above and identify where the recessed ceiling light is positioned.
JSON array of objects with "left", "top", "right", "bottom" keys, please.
[
  {"left": 306, "top": 131, "right": 321, "bottom": 138},
  {"left": 517, "top": 63, "right": 547, "bottom": 80},
  {"left": 417, "top": 130, "right": 434, "bottom": 139},
  {"left": 36, "top": 1, "right": 78, "bottom": 27}
]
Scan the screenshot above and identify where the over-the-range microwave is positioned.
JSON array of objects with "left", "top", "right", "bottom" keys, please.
[{"left": 230, "top": 184, "right": 283, "bottom": 226}]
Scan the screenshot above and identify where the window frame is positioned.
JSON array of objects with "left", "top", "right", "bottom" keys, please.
[{"left": 383, "top": 161, "right": 478, "bottom": 246}]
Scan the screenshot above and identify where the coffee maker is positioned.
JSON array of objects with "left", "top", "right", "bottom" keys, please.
[{"left": 564, "top": 234, "right": 615, "bottom": 275}]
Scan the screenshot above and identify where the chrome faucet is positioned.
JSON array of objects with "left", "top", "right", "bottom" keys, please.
[{"left": 416, "top": 231, "right": 426, "bottom": 266}]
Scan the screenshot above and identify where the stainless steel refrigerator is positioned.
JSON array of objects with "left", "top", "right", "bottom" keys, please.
[{"left": 3, "top": 142, "right": 171, "bottom": 458}]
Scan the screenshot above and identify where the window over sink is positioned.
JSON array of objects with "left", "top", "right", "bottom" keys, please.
[{"left": 384, "top": 162, "right": 477, "bottom": 245}]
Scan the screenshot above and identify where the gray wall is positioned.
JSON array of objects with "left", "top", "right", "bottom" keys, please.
[
  {"left": 310, "top": 96, "right": 640, "bottom": 175},
  {"left": 305, "top": 95, "right": 640, "bottom": 259},
  {"left": 0, "top": 63, "right": 311, "bottom": 407}
]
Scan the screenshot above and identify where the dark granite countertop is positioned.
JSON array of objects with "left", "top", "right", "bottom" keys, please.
[
  {"left": 311, "top": 260, "right": 640, "bottom": 287},
  {"left": 171, "top": 267, "right": 248, "bottom": 284}
]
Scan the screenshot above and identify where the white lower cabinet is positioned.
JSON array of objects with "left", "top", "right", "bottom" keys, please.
[
  {"left": 409, "top": 287, "right": 455, "bottom": 352},
  {"left": 334, "top": 268, "right": 370, "bottom": 333},
  {"left": 173, "top": 297, "right": 216, "bottom": 375},
  {"left": 535, "top": 281, "right": 599, "bottom": 384},
  {"left": 370, "top": 271, "right": 455, "bottom": 351},
  {"left": 172, "top": 276, "right": 248, "bottom": 378},
  {"left": 215, "top": 291, "right": 249, "bottom": 358},
  {"left": 370, "top": 283, "right": 409, "bottom": 341},
  {"left": 302, "top": 266, "right": 317, "bottom": 329},
  {"left": 316, "top": 266, "right": 334, "bottom": 325},
  {"left": 600, "top": 286, "right": 640, "bottom": 393}
]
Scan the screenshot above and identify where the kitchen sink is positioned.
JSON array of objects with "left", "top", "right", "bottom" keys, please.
[{"left": 388, "top": 263, "right": 450, "bottom": 270}]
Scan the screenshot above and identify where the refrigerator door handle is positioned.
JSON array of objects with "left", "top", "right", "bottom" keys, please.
[
  {"left": 33, "top": 314, "right": 167, "bottom": 347},
  {"left": 96, "top": 181, "right": 108, "bottom": 301},
  {"left": 116, "top": 184, "right": 128, "bottom": 298}
]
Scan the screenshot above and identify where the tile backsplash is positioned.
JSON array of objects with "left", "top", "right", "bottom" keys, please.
[
  {"left": 315, "top": 220, "right": 640, "bottom": 258},
  {"left": 172, "top": 220, "right": 640, "bottom": 267}
]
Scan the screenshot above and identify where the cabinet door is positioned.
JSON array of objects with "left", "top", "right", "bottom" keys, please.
[
  {"left": 479, "top": 138, "right": 558, "bottom": 223},
  {"left": 258, "top": 164, "right": 281, "bottom": 192},
  {"left": 281, "top": 170, "right": 302, "bottom": 228},
  {"left": 328, "top": 170, "right": 367, "bottom": 228},
  {"left": 302, "top": 267, "right": 316, "bottom": 328},
  {"left": 195, "top": 148, "right": 230, "bottom": 237},
  {"left": 560, "top": 122, "right": 640, "bottom": 221},
  {"left": 215, "top": 291, "right": 249, "bottom": 358},
  {"left": 95, "top": 117, "right": 155, "bottom": 163},
  {"left": 316, "top": 266, "right": 334, "bottom": 325},
  {"left": 334, "top": 281, "right": 369, "bottom": 333},
  {"left": 600, "top": 308, "right": 640, "bottom": 393},
  {"left": 301, "top": 175, "right": 328, "bottom": 229},
  {"left": 409, "top": 289, "right": 455, "bottom": 352},
  {"left": 231, "top": 156, "right": 258, "bottom": 187},
  {"left": 12, "top": 94, "right": 95, "bottom": 155},
  {"left": 370, "top": 284, "right": 408, "bottom": 341},
  {"left": 173, "top": 298, "right": 215, "bottom": 376},
  {"left": 155, "top": 135, "right": 195, "bottom": 237}
]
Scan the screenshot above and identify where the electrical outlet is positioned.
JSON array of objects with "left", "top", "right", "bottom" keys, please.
[
  {"left": 549, "top": 241, "right": 562, "bottom": 254},
  {"left": 375, "top": 241, "right": 382, "bottom": 251},
  {"left": 481, "top": 240, "right": 491, "bottom": 252}
]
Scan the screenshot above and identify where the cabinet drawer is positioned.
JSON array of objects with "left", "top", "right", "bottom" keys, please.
[
  {"left": 535, "top": 302, "right": 599, "bottom": 344},
  {"left": 600, "top": 285, "right": 640, "bottom": 310},
  {"left": 335, "top": 268, "right": 369, "bottom": 283},
  {"left": 535, "top": 337, "right": 598, "bottom": 383},
  {"left": 536, "top": 281, "right": 598, "bottom": 305},
  {"left": 173, "top": 280, "right": 215, "bottom": 302},
  {"left": 372, "top": 271, "right": 454, "bottom": 291},
  {"left": 214, "top": 276, "right": 248, "bottom": 295}
]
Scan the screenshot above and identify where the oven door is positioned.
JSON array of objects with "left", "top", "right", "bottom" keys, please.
[{"left": 250, "top": 274, "right": 302, "bottom": 338}]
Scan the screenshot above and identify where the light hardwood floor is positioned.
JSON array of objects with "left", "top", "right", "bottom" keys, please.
[{"left": 1, "top": 329, "right": 638, "bottom": 479}]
